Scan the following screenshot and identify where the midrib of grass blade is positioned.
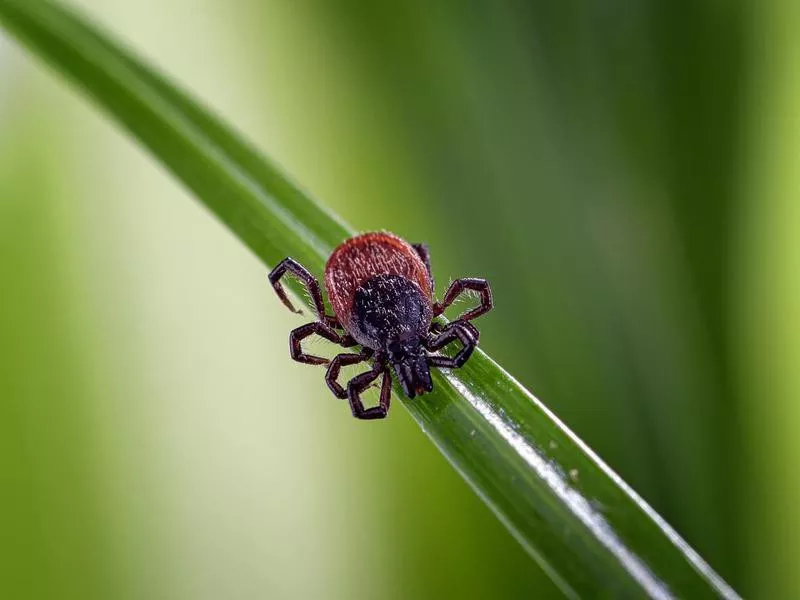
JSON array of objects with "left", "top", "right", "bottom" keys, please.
[{"left": 0, "top": 1, "right": 741, "bottom": 598}]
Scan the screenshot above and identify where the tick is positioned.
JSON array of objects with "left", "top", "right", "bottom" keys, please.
[{"left": 268, "top": 231, "right": 493, "bottom": 420}]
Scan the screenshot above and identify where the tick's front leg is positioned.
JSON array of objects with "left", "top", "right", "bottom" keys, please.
[{"left": 347, "top": 360, "right": 392, "bottom": 420}]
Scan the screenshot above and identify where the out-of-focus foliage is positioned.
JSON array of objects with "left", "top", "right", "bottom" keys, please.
[
  {"left": 0, "top": 82, "right": 116, "bottom": 600},
  {"left": 0, "top": 0, "right": 797, "bottom": 598}
]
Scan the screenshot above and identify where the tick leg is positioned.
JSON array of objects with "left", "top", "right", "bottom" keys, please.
[
  {"left": 433, "top": 278, "right": 493, "bottom": 322},
  {"left": 289, "top": 322, "right": 356, "bottom": 366},
  {"left": 268, "top": 257, "right": 327, "bottom": 319},
  {"left": 412, "top": 243, "right": 434, "bottom": 293},
  {"left": 326, "top": 349, "right": 374, "bottom": 398},
  {"left": 425, "top": 321, "right": 478, "bottom": 369},
  {"left": 430, "top": 318, "right": 480, "bottom": 343},
  {"left": 347, "top": 361, "right": 391, "bottom": 420},
  {"left": 377, "top": 369, "right": 392, "bottom": 413}
]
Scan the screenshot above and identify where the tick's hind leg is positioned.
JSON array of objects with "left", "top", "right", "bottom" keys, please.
[
  {"left": 347, "top": 361, "right": 392, "bottom": 420},
  {"left": 325, "top": 349, "right": 374, "bottom": 398},
  {"left": 425, "top": 321, "right": 478, "bottom": 369},
  {"left": 433, "top": 278, "right": 493, "bottom": 322},
  {"left": 413, "top": 243, "right": 434, "bottom": 293},
  {"left": 289, "top": 322, "right": 356, "bottom": 365},
  {"left": 268, "top": 257, "right": 328, "bottom": 320}
]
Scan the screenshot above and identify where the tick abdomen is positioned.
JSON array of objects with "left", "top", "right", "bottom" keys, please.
[
  {"left": 324, "top": 232, "right": 432, "bottom": 331},
  {"left": 350, "top": 274, "right": 433, "bottom": 349}
]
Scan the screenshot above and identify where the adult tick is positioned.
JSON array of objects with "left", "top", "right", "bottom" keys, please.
[{"left": 268, "top": 232, "right": 493, "bottom": 420}]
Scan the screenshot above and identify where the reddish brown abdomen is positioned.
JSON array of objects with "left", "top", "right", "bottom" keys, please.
[{"left": 324, "top": 232, "right": 432, "bottom": 328}]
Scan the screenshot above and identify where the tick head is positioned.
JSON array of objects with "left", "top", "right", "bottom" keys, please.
[{"left": 387, "top": 339, "right": 432, "bottom": 399}]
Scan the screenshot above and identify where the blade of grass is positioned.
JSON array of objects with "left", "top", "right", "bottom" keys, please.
[{"left": 0, "top": 1, "right": 740, "bottom": 597}]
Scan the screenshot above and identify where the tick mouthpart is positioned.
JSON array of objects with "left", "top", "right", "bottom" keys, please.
[{"left": 388, "top": 341, "right": 433, "bottom": 399}]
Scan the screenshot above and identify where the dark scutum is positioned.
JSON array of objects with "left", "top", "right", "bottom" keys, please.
[
  {"left": 349, "top": 274, "right": 432, "bottom": 350},
  {"left": 350, "top": 274, "right": 434, "bottom": 398}
]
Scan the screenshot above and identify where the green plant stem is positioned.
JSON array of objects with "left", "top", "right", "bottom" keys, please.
[{"left": 0, "top": 1, "right": 741, "bottom": 597}]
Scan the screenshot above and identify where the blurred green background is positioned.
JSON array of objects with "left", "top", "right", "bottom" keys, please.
[{"left": 0, "top": 0, "right": 797, "bottom": 598}]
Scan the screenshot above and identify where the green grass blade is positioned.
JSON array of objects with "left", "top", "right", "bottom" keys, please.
[{"left": 0, "top": 1, "right": 741, "bottom": 597}]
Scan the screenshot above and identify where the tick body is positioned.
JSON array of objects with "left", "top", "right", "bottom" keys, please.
[{"left": 268, "top": 232, "right": 493, "bottom": 420}]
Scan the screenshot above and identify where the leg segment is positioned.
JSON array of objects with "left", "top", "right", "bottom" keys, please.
[
  {"left": 325, "top": 349, "right": 374, "bottom": 398},
  {"left": 268, "top": 257, "right": 327, "bottom": 319},
  {"left": 289, "top": 321, "right": 355, "bottom": 365},
  {"left": 347, "top": 361, "right": 392, "bottom": 420},
  {"left": 430, "top": 318, "right": 480, "bottom": 343},
  {"left": 433, "top": 277, "right": 493, "bottom": 322},
  {"left": 413, "top": 243, "right": 434, "bottom": 294},
  {"left": 425, "top": 321, "right": 478, "bottom": 368}
]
